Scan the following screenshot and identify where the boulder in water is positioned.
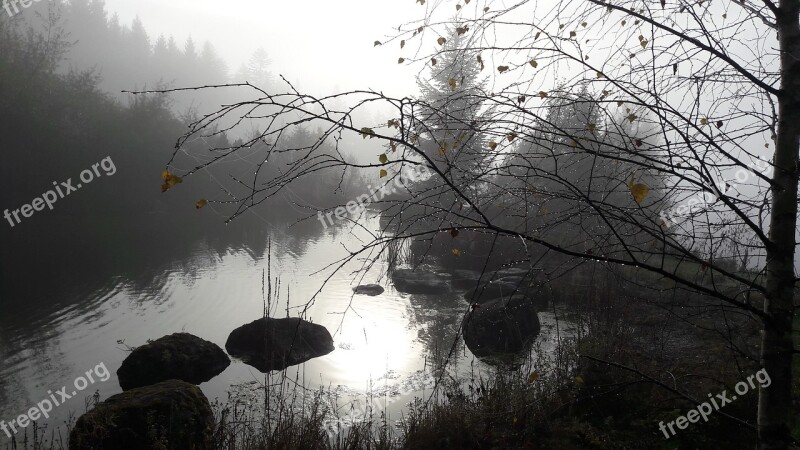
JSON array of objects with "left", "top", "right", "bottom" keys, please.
[
  {"left": 225, "top": 317, "right": 334, "bottom": 372},
  {"left": 463, "top": 280, "right": 522, "bottom": 302},
  {"left": 450, "top": 269, "right": 483, "bottom": 291},
  {"left": 463, "top": 296, "right": 541, "bottom": 357},
  {"left": 495, "top": 267, "right": 531, "bottom": 279},
  {"left": 117, "top": 333, "right": 230, "bottom": 391},
  {"left": 392, "top": 268, "right": 450, "bottom": 294},
  {"left": 353, "top": 284, "right": 385, "bottom": 296}
]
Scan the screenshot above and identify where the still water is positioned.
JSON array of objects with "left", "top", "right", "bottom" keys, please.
[{"left": 0, "top": 211, "right": 575, "bottom": 445}]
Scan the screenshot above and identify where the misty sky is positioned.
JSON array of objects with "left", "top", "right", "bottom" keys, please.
[{"left": 103, "top": 0, "right": 424, "bottom": 95}]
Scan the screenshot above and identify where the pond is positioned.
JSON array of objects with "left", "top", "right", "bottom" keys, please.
[{"left": 0, "top": 212, "right": 577, "bottom": 446}]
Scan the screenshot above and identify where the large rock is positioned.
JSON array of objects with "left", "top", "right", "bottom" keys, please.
[
  {"left": 391, "top": 268, "right": 450, "bottom": 294},
  {"left": 69, "top": 379, "right": 214, "bottom": 450},
  {"left": 225, "top": 317, "right": 334, "bottom": 372},
  {"left": 450, "top": 269, "right": 483, "bottom": 291},
  {"left": 353, "top": 284, "right": 384, "bottom": 296},
  {"left": 463, "top": 296, "right": 541, "bottom": 357},
  {"left": 495, "top": 267, "right": 531, "bottom": 279},
  {"left": 463, "top": 280, "right": 522, "bottom": 302},
  {"left": 117, "top": 333, "right": 230, "bottom": 391}
]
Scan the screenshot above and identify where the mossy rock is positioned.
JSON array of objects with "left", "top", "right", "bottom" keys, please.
[
  {"left": 117, "top": 332, "right": 230, "bottom": 391},
  {"left": 69, "top": 379, "right": 214, "bottom": 450}
]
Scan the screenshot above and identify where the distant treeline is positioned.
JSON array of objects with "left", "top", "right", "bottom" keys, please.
[{"left": 0, "top": 0, "right": 365, "bottom": 229}]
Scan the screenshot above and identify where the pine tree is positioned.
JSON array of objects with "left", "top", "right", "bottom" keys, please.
[
  {"left": 416, "top": 27, "right": 488, "bottom": 193},
  {"left": 235, "top": 47, "right": 273, "bottom": 88},
  {"left": 199, "top": 41, "right": 228, "bottom": 84}
]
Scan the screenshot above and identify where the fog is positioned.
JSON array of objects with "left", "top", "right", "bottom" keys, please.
[
  {"left": 103, "top": 0, "right": 421, "bottom": 95},
  {"left": 0, "top": 0, "right": 794, "bottom": 449}
]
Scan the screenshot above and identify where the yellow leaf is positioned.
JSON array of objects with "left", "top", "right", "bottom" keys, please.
[
  {"left": 452, "top": 248, "right": 461, "bottom": 256},
  {"left": 438, "top": 146, "right": 446, "bottom": 156},
  {"left": 529, "top": 59, "right": 538, "bottom": 68},
  {"left": 528, "top": 371, "right": 540, "bottom": 383},
  {"left": 431, "top": 57, "right": 437, "bottom": 66},
  {"left": 161, "top": 170, "right": 183, "bottom": 192},
  {"left": 400, "top": 40, "right": 405, "bottom": 49},
  {"left": 379, "top": 169, "right": 388, "bottom": 178},
  {"left": 596, "top": 71, "right": 604, "bottom": 78},
  {"left": 538, "top": 91, "right": 548, "bottom": 98},
  {"left": 507, "top": 132, "right": 517, "bottom": 142},
  {"left": 417, "top": 0, "right": 425, "bottom": 4},
  {"left": 483, "top": 6, "right": 489, "bottom": 12},
  {"left": 374, "top": 40, "right": 382, "bottom": 47},
  {"left": 570, "top": 31, "right": 577, "bottom": 38},
  {"left": 398, "top": 57, "right": 405, "bottom": 64},
  {"left": 360, "top": 127, "right": 375, "bottom": 138},
  {"left": 640, "top": 39, "right": 648, "bottom": 49},
  {"left": 617, "top": 101, "right": 624, "bottom": 107},
  {"left": 449, "top": 78, "right": 457, "bottom": 90},
  {"left": 534, "top": 31, "right": 541, "bottom": 40},
  {"left": 627, "top": 113, "right": 637, "bottom": 123},
  {"left": 700, "top": 117, "right": 708, "bottom": 125},
  {"left": 630, "top": 183, "right": 649, "bottom": 204},
  {"left": 379, "top": 154, "right": 389, "bottom": 164},
  {"left": 488, "top": 141, "right": 498, "bottom": 150},
  {"left": 628, "top": 176, "right": 650, "bottom": 204},
  {"left": 498, "top": 65, "right": 510, "bottom": 73},
  {"left": 581, "top": 21, "right": 588, "bottom": 27},
  {"left": 465, "top": 0, "right": 470, "bottom": 3},
  {"left": 437, "top": 37, "right": 446, "bottom": 45},
  {"left": 575, "top": 375, "right": 585, "bottom": 384},
  {"left": 195, "top": 199, "right": 208, "bottom": 209}
]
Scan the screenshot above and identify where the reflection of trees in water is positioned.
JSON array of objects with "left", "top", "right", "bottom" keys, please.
[
  {"left": 401, "top": 289, "right": 468, "bottom": 373},
  {"left": 0, "top": 320, "right": 77, "bottom": 429},
  {"left": 0, "top": 213, "right": 327, "bottom": 401},
  {"left": 2, "top": 212, "right": 325, "bottom": 319}
]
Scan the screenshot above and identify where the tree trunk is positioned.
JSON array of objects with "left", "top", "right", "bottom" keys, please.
[{"left": 759, "top": 1, "right": 799, "bottom": 448}]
